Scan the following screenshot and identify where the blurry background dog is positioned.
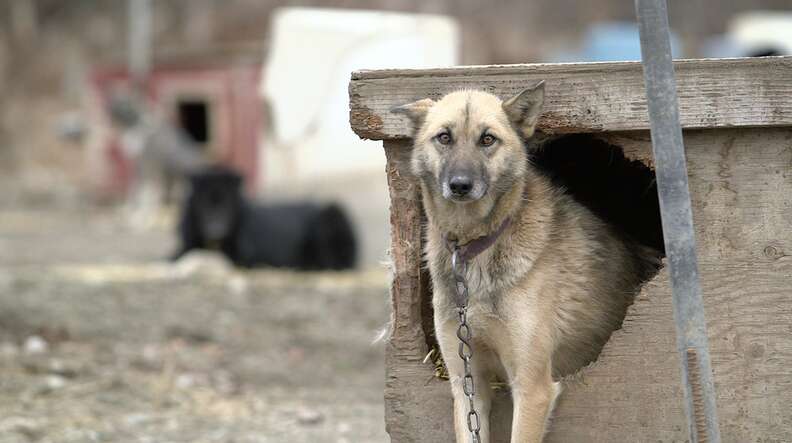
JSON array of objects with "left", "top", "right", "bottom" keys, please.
[{"left": 173, "top": 166, "right": 357, "bottom": 270}]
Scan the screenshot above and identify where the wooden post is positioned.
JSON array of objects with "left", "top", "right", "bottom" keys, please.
[{"left": 382, "top": 140, "right": 449, "bottom": 440}]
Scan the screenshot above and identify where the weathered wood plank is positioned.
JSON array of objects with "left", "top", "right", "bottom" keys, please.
[
  {"left": 382, "top": 139, "right": 446, "bottom": 441},
  {"left": 384, "top": 128, "right": 792, "bottom": 441},
  {"left": 548, "top": 128, "right": 792, "bottom": 442},
  {"left": 383, "top": 140, "right": 426, "bottom": 360},
  {"left": 349, "top": 56, "right": 792, "bottom": 140}
]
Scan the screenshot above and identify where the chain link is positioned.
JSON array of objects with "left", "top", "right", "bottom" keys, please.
[{"left": 451, "top": 245, "right": 481, "bottom": 443}]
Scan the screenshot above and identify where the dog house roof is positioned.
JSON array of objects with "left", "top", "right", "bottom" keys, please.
[{"left": 349, "top": 56, "right": 792, "bottom": 141}]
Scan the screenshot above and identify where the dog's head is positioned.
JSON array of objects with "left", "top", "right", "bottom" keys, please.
[
  {"left": 188, "top": 167, "right": 244, "bottom": 243},
  {"left": 394, "top": 82, "right": 545, "bottom": 215}
]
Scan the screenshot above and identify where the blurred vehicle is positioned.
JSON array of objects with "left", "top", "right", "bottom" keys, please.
[
  {"left": 702, "top": 11, "right": 792, "bottom": 58},
  {"left": 258, "top": 7, "right": 460, "bottom": 267},
  {"left": 548, "top": 21, "right": 683, "bottom": 62}
]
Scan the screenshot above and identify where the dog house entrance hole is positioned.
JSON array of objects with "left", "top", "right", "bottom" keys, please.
[
  {"left": 177, "top": 99, "right": 211, "bottom": 148},
  {"left": 532, "top": 134, "right": 665, "bottom": 254}
]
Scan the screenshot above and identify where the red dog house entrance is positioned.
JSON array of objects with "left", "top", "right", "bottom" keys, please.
[{"left": 86, "top": 63, "right": 261, "bottom": 197}]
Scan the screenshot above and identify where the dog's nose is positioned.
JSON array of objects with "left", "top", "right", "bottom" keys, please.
[{"left": 449, "top": 175, "right": 473, "bottom": 196}]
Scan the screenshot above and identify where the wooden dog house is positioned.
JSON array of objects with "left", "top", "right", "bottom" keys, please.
[{"left": 349, "top": 56, "right": 792, "bottom": 441}]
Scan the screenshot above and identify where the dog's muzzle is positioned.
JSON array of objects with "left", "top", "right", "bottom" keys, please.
[{"left": 442, "top": 174, "right": 487, "bottom": 202}]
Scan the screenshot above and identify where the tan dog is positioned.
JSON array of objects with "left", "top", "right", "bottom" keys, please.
[{"left": 395, "top": 82, "right": 659, "bottom": 442}]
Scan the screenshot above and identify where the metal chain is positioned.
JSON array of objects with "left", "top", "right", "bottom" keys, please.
[{"left": 451, "top": 245, "right": 481, "bottom": 443}]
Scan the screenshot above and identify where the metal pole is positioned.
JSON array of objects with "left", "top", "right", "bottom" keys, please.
[
  {"left": 634, "top": 1, "right": 721, "bottom": 442},
  {"left": 128, "top": 0, "right": 152, "bottom": 90}
]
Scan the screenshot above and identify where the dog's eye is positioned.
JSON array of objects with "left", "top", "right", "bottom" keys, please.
[
  {"left": 436, "top": 132, "right": 452, "bottom": 145},
  {"left": 480, "top": 134, "right": 497, "bottom": 147}
]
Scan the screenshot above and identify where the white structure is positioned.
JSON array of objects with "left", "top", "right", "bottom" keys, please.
[
  {"left": 703, "top": 11, "right": 792, "bottom": 58},
  {"left": 259, "top": 8, "right": 459, "bottom": 267},
  {"left": 729, "top": 12, "right": 792, "bottom": 55}
]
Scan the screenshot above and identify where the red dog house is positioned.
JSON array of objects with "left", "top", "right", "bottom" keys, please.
[{"left": 86, "top": 63, "right": 261, "bottom": 197}]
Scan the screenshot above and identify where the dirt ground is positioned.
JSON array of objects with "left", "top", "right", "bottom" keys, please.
[{"left": 0, "top": 202, "right": 391, "bottom": 443}]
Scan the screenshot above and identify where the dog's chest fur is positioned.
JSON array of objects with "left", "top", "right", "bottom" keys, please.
[
  {"left": 425, "top": 218, "right": 548, "bottom": 349},
  {"left": 430, "top": 244, "right": 513, "bottom": 319},
  {"left": 423, "top": 177, "right": 653, "bottom": 378}
]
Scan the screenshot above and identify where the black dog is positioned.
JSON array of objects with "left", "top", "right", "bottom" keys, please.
[{"left": 172, "top": 167, "right": 357, "bottom": 270}]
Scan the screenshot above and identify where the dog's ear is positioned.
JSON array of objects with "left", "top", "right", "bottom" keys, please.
[
  {"left": 391, "top": 98, "right": 435, "bottom": 132},
  {"left": 503, "top": 80, "right": 545, "bottom": 139}
]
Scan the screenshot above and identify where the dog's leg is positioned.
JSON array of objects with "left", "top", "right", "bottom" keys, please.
[
  {"left": 438, "top": 319, "right": 494, "bottom": 443},
  {"left": 509, "top": 360, "right": 560, "bottom": 443}
]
